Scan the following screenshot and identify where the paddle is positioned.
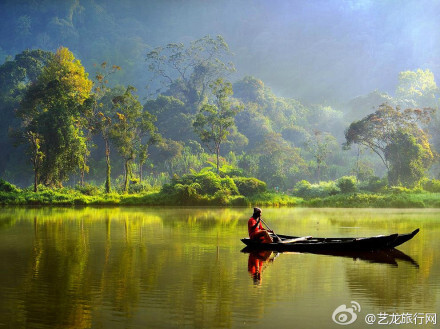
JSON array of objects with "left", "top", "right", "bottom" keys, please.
[{"left": 259, "top": 216, "right": 283, "bottom": 243}]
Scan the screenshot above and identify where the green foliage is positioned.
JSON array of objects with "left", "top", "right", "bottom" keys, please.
[
  {"left": 75, "top": 183, "right": 101, "bottom": 196},
  {"left": 128, "top": 181, "right": 152, "bottom": 194},
  {"left": 0, "top": 178, "right": 20, "bottom": 193},
  {"left": 16, "top": 47, "right": 93, "bottom": 187},
  {"left": 169, "top": 171, "right": 238, "bottom": 196},
  {"left": 302, "top": 192, "right": 435, "bottom": 208},
  {"left": 246, "top": 192, "right": 301, "bottom": 207},
  {"left": 345, "top": 104, "right": 434, "bottom": 187},
  {"left": 256, "top": 132, "right": 306, "bottom": 189},
  {"left": 292, "top": 180, "right": 339, "bottom": 198},
  {"left": 232, "top": 76, "right": 265, "bottom": 104},
  {"left": 110, "top": 85, "right": 158, "bottom": 192},
  {"left": 385, "top": 129, "right": 433, "bottom": 187},
  {"left": 304, "top": 130, "right": 338, "bottom": 181},
  {"left": 388, "top": 186, "right": 419, "bottom": 194},
  {"left": 145, "top": 96, "right": 195, "bottom": 142},
  {"left": 359, "top": 176, "right": 388, "bottom": 193},
  {"left": 421, "top": 178, "right": 440, "bottom": 193},
  {"left": 159, "top": 170, "right": 270, "bottom": 205},
  {"left": 0, "top": 49, "right": 53, "bottom": 185},
  {"left": 146, "top": 35, "right": 235, "bottom": 108},
  {"left": 193, "top": 78, "right": 242, "bottom": 173},
  {"left": 396, "top": 69, "right": 439, "bottom": 108},
  {"left": 233, "top": 177, "right": 267, "bottom": 196},
  {"left": 337, "top": 176, "right": 357, "bottom": 194}
]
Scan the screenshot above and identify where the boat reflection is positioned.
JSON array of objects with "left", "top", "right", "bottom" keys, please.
[
  {"left": 310, "top": 248, "right": 419, "bottom": 268},
  {"left": 242, "top": 247, "right": 419, "bottom": 273}
]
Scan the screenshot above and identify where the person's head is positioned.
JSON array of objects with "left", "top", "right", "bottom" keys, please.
[{"left": 252, "top": 207, "right": 262, "bottom": 218}]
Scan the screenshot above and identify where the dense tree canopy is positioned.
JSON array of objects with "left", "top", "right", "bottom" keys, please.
[
  {"left": 146, "top": 35, "right": 235, "bottom": 110},
  {"left": 0, "top": 49, "right": 53, "bottom": 184},
  {"left": 16, "top": 47, "right": 92, "bottom": 188},
  {"left": 1, "top": 29, "right": 440, "bottom": 191},
  {"left": 344, "top": 104, "right": 434, "bottom": 187}
]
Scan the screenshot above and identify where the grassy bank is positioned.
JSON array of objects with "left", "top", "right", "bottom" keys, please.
[
  {"left": 0, "top": 189, "right": 301, "bottom": 207},
  {"left": 300, "top": 192, "right": 440, "bottom": 208},
  {"left": 1, "top": 189, "right": 440, "bottom": 208},
  {"left": 1, "top": 176, "right": 439, "bottom": 208}
]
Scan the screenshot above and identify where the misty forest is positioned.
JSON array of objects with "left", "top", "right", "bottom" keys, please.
[{"left": 1, "top": 0, "right": 440, "bottom": 206}]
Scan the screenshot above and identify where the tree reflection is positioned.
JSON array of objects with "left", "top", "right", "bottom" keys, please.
[
  {"left": 22, "top": 215, "right": 92, "bottom": 329},
  {"left": 0, "top": 207, "right": 439, "bottom": 328}
]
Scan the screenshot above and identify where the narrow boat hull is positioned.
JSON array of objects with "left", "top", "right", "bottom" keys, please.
[{"left": 241, "top": 229, "right": 419, "bottom": 252}]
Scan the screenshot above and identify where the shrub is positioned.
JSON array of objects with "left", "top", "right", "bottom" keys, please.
[
  {"left": 292, "top": 180, "right": 312, "bottom": 197},
  {"left": 75, "top": 183, "right": 101, "bottom": 196},
  {"left": 173, "top": 183, "right": 202, "bottom": 204},
  {"left": 213, "top": 190, "right": 231, "bottom": 205},
  {"left": 0, "top": 179, "right": 20, "bottom": 193},
  {"left": 220, "top": 176, "right": 240, "bottom": 195},
  {"left": 421, "top": 178, "right": 440, "bottom": 193},
  {"left": 230, "top": 195, "right": 250, "bottom": 206},
  {"left": 128, "top": 181, "right": 152, "bottom": 194},
  {"left": 360, "top": 176, "right": 387, "bottom": 193},
  {"left": 233, "top": 177, "right": 267, "bottom": 196},
  {"left": 292, "top": 180, "right": 339, "bottom": 198},
  {"left": 165, "top": 171, "right": 240, "bottom": 197},
  {"left": 389, "top": 186, "right": 413, "bottom": 194},
  {"left": 191, "top": 171, "right": 222, "bottom": 195},
  {"left": 337, "top": 176, "right": 357, "bottom": 194}
]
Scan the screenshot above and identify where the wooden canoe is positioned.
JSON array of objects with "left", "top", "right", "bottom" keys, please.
[{"left": 241, "top": 228, "right": 419, "bottom": 252}]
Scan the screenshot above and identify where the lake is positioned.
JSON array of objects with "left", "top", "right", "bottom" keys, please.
[{"left": 0, "top": 207, "right": 439, "bottom": 328}]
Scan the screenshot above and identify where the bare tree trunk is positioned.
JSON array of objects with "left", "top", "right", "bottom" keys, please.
[
  {"left": 316, "top": 160, "right": 321, "bottom": 182},
  {"left": 140, "top": 163, "right": 143, "bottom": 182},
  {"left": 124, "top": 159, "right": 129, "bottom": 193},
  {"left": 34, "top": 162, "right": 38, "bottom": 193},
  {"left": 216, "top": 144, "right": 220, "bottom": 174},
  {"left": 105, "top": 139, "right": 111, "bottom": 193},
  {"left": 80, "top": 164, "right": 85, "bottom": 186}
]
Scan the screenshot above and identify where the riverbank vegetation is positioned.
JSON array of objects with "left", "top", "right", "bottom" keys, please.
[
  {"left": 2, "top": 176, "right": 440, "bottom": 208},
  {"left": 1, "top": 2, "right": 440, "bottom": 208}
]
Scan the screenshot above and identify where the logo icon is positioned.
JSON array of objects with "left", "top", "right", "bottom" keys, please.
[{"left": 332, "top": 301, "right": 361, "bottom": 325}]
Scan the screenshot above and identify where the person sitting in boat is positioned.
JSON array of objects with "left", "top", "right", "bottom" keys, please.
[{"left": 248, "top": 207, "right": 273, "bottom": 243}]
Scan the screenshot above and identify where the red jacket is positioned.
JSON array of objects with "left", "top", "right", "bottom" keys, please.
[{"left": 248, "top": 217, "right": 264, "bottom": 239}]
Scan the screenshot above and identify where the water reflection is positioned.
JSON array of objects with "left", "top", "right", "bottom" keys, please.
[
  {"left": 243, "top": 248, "right": 418, "bottom": 289},
  {"left": 247, "top": 251, "right": 277, "bottom": 285},
  {"left": 306, "top": 249, "right": 419, "bottom": 267},
  {"left": 0, "top": 207, "right": 438, "bottom": 329}
]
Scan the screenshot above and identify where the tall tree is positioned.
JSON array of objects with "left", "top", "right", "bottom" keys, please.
[
  {"left": 90, "top": 62, "right": 121, "bottom": 193},
  {"left": 10, "top": 130, "right": 45, "bottom": 192},
  {"left": 344, "top": 104, "right": 434, "bottom": 186},
  {"left": 110, "top": 86, "right": 158, "bottom": 192},
  {"left": 256, "top": 132, "right": 305, "bottom": 189},
  {"left": 146, "top": 35, "right": 235, "bottom": 110},
  {"left": 193, "top": 79, "right": 241, "bottom": 173},
  {"left": 305, "top": 130, "right": 337, "bottom": 182},
  {"left": 385, "top": 129, "right": 433, "bottom": 187},
  {"left": 1, "top": 49, "right": 53, "bottom": 183},
  {"left": 16, "top": 47, "right": 92, "bottom": 187}
]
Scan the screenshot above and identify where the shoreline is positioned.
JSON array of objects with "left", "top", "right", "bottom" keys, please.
[{"left": 1, "top": 190, "right": 439, "bottom": 208}]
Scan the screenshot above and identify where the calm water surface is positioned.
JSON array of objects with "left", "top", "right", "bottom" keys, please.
[{"left": 0, "top": 207, "right": 439, "bottom": 328}]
